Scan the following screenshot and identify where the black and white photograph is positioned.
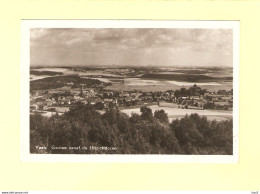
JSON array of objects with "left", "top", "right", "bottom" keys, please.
[{"left": 21, "top": 20, "right": 239, "bottom": 162}]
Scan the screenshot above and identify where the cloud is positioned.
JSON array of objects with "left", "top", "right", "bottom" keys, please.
[{"left": 30, "top": 28, "right": 233, "bottom": 67}]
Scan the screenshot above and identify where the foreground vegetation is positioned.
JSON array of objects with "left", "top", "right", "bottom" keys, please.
[{"left": 30, "top": 104, "right": 233, "bottom": 155}]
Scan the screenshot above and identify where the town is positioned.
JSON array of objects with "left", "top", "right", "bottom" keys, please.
[{"left": 30, "top": 80, "right": 233, "bottom": 117}]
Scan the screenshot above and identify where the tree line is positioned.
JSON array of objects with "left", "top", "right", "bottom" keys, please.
[
  {"left": 30, "top": 104, "right": 233, "bottom": 155},
  {"left": 30, "top": 70, "right": 63, "bottom": 76},
  {"left": 30, "top": 75, "right": 105, "bottom": 91}
]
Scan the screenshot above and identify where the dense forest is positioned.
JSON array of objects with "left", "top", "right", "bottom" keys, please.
[
  {"left": 30, "top": 75, "right": 107, "bottom": 91},
  {"left": 30, "top": 70, "right": 63, "bottom": 76},
  {"left": 30, "top": 104, "right": 233, "bottom": 155}
]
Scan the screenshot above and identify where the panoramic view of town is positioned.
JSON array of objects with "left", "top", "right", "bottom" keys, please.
[{"left": 30, "top": 28, "right": 234, "bottom": 155}]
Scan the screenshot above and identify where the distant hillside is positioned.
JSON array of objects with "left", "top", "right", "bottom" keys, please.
[
  {"left": 30, "top": 75, "right": 105, "bottom": 91},
  {"left": 141, "top": 73, "right": 232, "bottom": 82},
  {"left": 30, "top": 70, "right": 63, "bottom": 76}
]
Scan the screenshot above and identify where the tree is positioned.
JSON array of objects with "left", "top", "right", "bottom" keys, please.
[
  {"left": 30, "top": 130, "right": 43, "bottom": 153},
  {"left": 154, "top": 109, "right": 169, "bottom": 124},
  {"left": 140, "top": 106, "right": 154, "bottom": 122},
  {"left": 30, "top": 103, "right": 233, "bottom": 155},
  {"left": 130, "top": 113, "right": 142, "bottom": 123},
  {"left": 174, "top": 90, "right": 180, "bottom": 99},
  {"left": 170, "top": 115, "right": 203, "bottom": 154}
]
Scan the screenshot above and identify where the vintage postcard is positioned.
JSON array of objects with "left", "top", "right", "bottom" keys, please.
[{"left": 20, "top": 20, "right": 239, "bottom": 162}]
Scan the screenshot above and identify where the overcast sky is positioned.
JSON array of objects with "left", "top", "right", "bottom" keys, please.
[{"left": 30, "top": 28, "right": 233, "bottom": 67}]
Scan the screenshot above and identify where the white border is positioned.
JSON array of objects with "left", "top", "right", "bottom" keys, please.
[{"left": 20, "top": 20, "right": 239, "bottom": 163}]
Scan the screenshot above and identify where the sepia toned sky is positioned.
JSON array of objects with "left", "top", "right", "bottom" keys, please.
[{"left": 30, "top": 28, "right": 233, "bottom": 67}]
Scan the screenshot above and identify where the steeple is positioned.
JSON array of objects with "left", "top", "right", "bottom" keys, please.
[{"left": 80, "top": 84, "right": 84, "bottom": 96}]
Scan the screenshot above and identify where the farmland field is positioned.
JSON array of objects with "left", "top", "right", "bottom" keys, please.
[
  {"left": 30, "top": 66, "right": 233, "bottom": 92},
  {"left": 121, "top": 105, "right": 232, "bottom": 122}
]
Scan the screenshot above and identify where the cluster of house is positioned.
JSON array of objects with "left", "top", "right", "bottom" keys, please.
[
  {"left": 30, "top": 89, "right": 152, "bottom": 112},
  {"left": 203, "top": 91, "right": 233, "bottom": 110},
  {"left": 30, "top": 86, "right": 233, "bottom": 115},
  {"left": 174, "top": 93, "right": 233, "bottom": 110}
]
